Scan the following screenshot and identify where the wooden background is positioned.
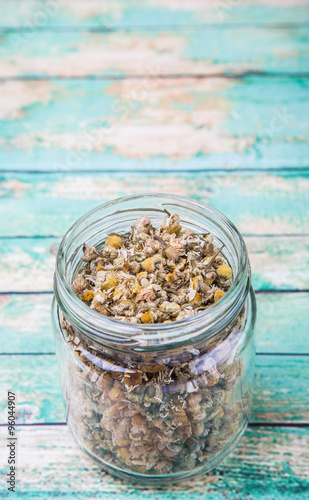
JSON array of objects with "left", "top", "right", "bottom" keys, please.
[{"left": 0, "top": 0, "right": 308, "bottom": 498}]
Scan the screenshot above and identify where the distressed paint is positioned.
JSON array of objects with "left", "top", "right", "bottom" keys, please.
[
  {"left": 1, "top": 293, "right": 309, "bottom": 355},
  {"left": 0, "top": 355, "right": 64, "bottom": 424},
  {"left": 249, "top": 236, "right": 309, "bottom": 291},
  {"left": 0, "top": 0, "right": 308, "bottom": 496},
  {"left": 0, "top": 425, "right": 307, "bottom": 499},
  {"left": 0, "top": 354, "right": 308, "bottom": 424},
  {"left": 1, "top": 0, "right": 309, "bottom": 28},
  {"left": 0, "top": 238, "right": 58, "bottom": 292},
  {"left": 0, "top": 77, "right": 308, "bottom": 171},
  {"left": 0, "top": 172, "right": 309, "bottom": 236},
  {"left": 255, "top": 292, "right": 309, "bottom": 354},
  {"left": 0, "top": 294, "right": 54, "bottom": 353},
  {"left": 1, "top": 29, "right": 309, "bottom": 78},
  {"left": 0, "top": 236, "right": 308, "bottom": 292},
  {"left": 253, "top": 355, "right": 309, "bottom": 423}
]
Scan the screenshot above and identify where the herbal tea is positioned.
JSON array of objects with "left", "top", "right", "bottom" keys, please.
[
  {"left": 53, "top": 196, "right": 255, "bottom": 482},
  {"left": 72, "top": 211, "right": 233, "bottom": 323}
]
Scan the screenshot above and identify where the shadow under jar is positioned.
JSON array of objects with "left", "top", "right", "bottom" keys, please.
[{"left": 52, "top": 194, "right": 256, "bottom": 484}]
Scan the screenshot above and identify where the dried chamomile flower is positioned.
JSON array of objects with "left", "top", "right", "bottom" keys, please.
[
  {"left": 123, "top": 369, "right": 143, "bottom": 391},
  {"left": 217, "top": 264, "right": 233, "bottom": 279},
  {"left": 93, "top": 302, "right": 108, "bottom": 315},
  {"left": 191, "top": 292, "right": 202, "bottom": 305},
  {"left": 105, "top": 233, "right": 122, "bottom": 249},
  {"left": 140, "top": 311, "right": 155, "bottom": 324},
  {"left": 82, "top": 290, "right": 94, "bottom": 302},
  {"left": 192, "top": 276, "right": 203, "bottom": 291},
  {"left": 101, "top": 275, "right": 117, "bottom": 291},
  {"left": 102, "top": 245, "right": 118, "bottom": 260},
  {"left": 134, "top": 252, "right": 148, "bottom": 263},
  {"left": 214, "top": 289, "right": 225, "bottom": 303},
  {"left": 142, "top": 256, "right": 163, "bottom": 273},
  {"left": 161, "top": 213, "right": 182, "bottom": 235},
  {"left": 164, "top": 245, "right": 180, "bottom": 262},
  {"left": 144, "top": 239, "right": 162, "bottom": 256},
  {"left": 129, "top": 261, "right": 140, "bottom": 275},
  {"left": 166, "top": 256, "right": 185, "bottom": 271},
  {"left": 82, "top": 243, "right": 97, "bottom": 262},
  {"left": 192, "top": 276, "right": 210, "bottom": 294},
  {"left": 133, "top": 215, "right": 152, "bottom": 235},
  {"left": 159, "top": 302, "right": 181, "bottom": 317},
  {"left": 204, "top": 271, "right": 217, "bottom": 286},
  {"left": 72, "top": 276, "right": 88, "bottom": 295}
]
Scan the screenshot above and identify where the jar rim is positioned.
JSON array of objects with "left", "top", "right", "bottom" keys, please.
[{"left": 54, "top": 193, "right": 250, "bottom": 351}]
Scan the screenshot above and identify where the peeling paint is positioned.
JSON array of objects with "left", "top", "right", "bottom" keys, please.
[{"left": 0, "top": 81, "right": 52, "bottom": 120}]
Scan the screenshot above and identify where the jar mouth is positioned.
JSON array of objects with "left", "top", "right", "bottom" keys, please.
[{"left": 54, "top": 194, "right": 250, "bottom": 351}]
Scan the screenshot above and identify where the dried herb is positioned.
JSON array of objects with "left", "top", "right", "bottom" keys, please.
[
  {"left": 60, "top": 213, "right": 250, "bottom": 477},
  {"left": 72, "top": 214, "right": 233, "bottom": 323}
]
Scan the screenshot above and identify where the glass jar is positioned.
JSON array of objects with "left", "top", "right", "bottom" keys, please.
[{"left": 52, "top": 194, "right": 256, "bottom": 484}]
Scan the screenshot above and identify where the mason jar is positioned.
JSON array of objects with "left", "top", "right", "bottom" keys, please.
[{"left": 52, "top": 194, "right": 256, "bottom": 484}]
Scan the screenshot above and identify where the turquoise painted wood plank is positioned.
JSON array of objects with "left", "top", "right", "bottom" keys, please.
[
  {"left": 0, "top": 172, "right": 308, "bottom": 236},
  {"left": 0, "top": 425, "right": 308, "bottom": 499},
  {"left": 1, "top": 28, "right": 309, "bottom": 77},
  {"left": 0, "top": 238, "right": 58, "bottom": 293},
  {"left": 253, "top": 355, "right": 309, "bottom": 423},
  {"left": 255, "top": 292, "right": 309, "bottom": 354},
  {"left": 0, "top": 294, "right": 54, "bottom": 354},
  {"left": 0, "top": 354, "right": 308, "bottom": 424},
  {"left": 0, "top": 77, "right": 308, "bottom": 171},
  {"left": 249, "top": 236, "right": 309, "bottom": 291},
  {"left": 2, "top": 142, "right": 309, "bottom": 171},
  {"left": 0, "top": 236, "right": 308, "bottom": 292},
  {"left": 0, "top": 355, "right": 63, "bottom": 424},
  {"left": 2, "top": 292, "right": 308, "bottom": 355},
  {"left": 1, "top": 0, "right": 309, "bottom": 29}
]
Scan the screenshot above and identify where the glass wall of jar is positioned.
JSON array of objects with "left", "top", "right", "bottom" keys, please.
[{"left": 52, "top": 194, "right": 256, "bottom": 484}]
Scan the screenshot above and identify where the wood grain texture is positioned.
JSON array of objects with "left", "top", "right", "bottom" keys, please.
[
  {"left": 0, "top": 0, "right": 308, "bottom": 495},
  {"left": 0, "top": 425, "right": 307, "bottom": 499},
  {"left": 1, "top": 172, "right": 309, "bottom": 236},
  {"left": 255, "top": 292, "right": 309, "bottom": 354},
  {"left": 1, "top": 28, "right": 309, "bottom": 78},
  {"left": 0, "top": 236, "right": 308, "bottom": 292},
  {"left": 2, "top": 292, "right": 308, "bottom": 355},
  {"left": 0, "top": 294, "right": 54, "bottom": 354},
  {"left": 0, "top": 354, "right": 308, "bottom": 424},
  {"left": 1, "top": 0, "right": 309, "bottom": 28},
  {"left": 0, "top": 77, "right": 308, "bottom": 171}
]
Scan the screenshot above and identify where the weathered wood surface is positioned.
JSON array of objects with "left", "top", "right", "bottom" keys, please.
[
  {"left": 2, "top": 0, "right": 309, "bottom": 28},
  {"left": 0, "top": 77, "right": 308, "bottom": 171},
  {"left": 2, "top": 292, "right": 308, "bottom": 355},
  {"left": 0, "top": 236, "right": 308, "bottom": 292},
  {"left": 1, "top": 172, "right": 309, "bottom": 236},
  {"left": 1, "top": 354, "right": 308, "bottom": 424},
  {"left": 0, "top": 425, "right": 307, "bottom": 499},
  {"left": 1, "top": 28, "right": 309, "bottom": 77},
  {"left": 1, "top": 0, "right": 308, "bottom": 496}
]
